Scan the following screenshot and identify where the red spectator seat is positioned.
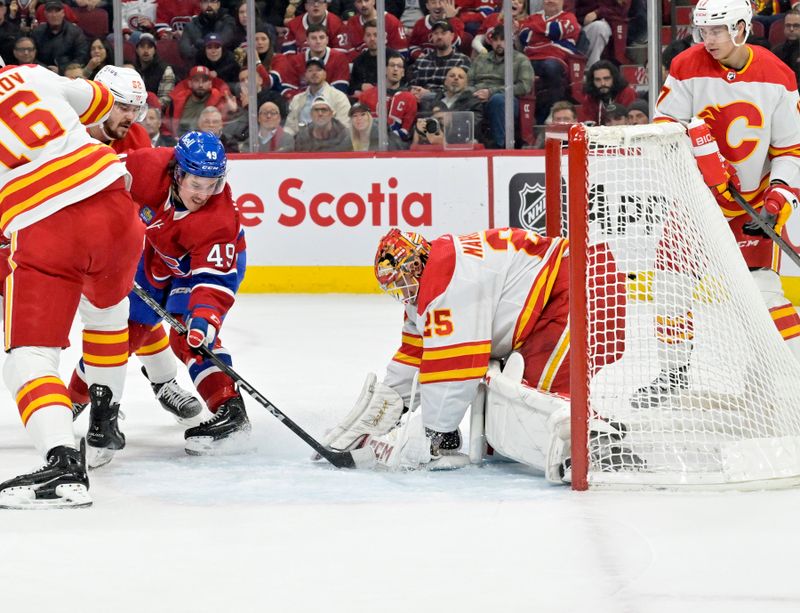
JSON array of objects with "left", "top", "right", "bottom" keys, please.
[
  {"left": 661, "top": 25, "right": 673, "bottom": 45},
  {"left": 674, "top": 5, "right": 692, "bottom": 25},
  {"left": 566, "top": 54, "right": 586, "bottom": 100},
  {"left": 621, "top": 64, "right": 648, "bottom": 88},
  {"left": 769, "top": 18, "right": 786, "bottom": 46},
  {"left": 750, "top": 20, "right": 765, "bottom": 39},
  {"left": 519, "top": 83, "right": 537, "bottom": 147},
  {"left": 663, "top": 0, "right": 671, "bottom": 25},
  {"left": 74, "top": 7, "right": 109, "bottom": 39},
  {"left": 608, "top": 18, "right": 633, "bottom": 65},
  {"left": 157, "top": 38, "right": 187, "bottom": 80},
  {"left": 123, "top": 41, "right": 136, "bottom": 64}
]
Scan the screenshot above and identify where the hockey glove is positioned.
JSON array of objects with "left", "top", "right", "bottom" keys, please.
[
  {"left": 687, "top": 117, "right": 740, "bottom": 208},
  {"left": 742, "top": 184, "right": 800, "bottom": 237},
  {"left": 186, "top": 307, "right": 222, "bottom": 350}
]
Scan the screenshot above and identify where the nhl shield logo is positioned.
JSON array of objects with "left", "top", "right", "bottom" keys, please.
[
  {"left": 518, "top": 182, "right": 546, "bottom": 231},
  {"left": 726, "top": 71, "right": 736, "bottom": 81}
]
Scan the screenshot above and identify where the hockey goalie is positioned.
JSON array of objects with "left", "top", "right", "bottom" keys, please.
[{"left": 319, "top": 228, "right": 642, "bottom": 481}]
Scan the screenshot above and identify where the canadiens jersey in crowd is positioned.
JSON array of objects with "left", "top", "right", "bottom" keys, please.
[
  {"left": 384, "top": 228, "right": 569, "bottom": 432},
  {"left": 125, "top": 147, "right": 245, "bottom": 319},
  {"left": 0, "top": 64, "right": 126, "bottom": 237},
  {"left": 654, "top": 44, "right": 800, "bottom": 215}
]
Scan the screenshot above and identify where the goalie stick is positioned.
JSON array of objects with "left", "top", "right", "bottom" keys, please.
[
  {"left": 132, "top": 284, "right": 375, "bottom": 469},
  {"left": 728, "top": 183, "right": 800, "bottom": 269}
]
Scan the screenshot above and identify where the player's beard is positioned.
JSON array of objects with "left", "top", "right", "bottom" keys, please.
[{"left": 106, "top": 120, "right": 132, "bottom": 140}]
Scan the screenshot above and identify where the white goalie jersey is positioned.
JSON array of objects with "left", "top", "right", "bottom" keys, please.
[{"left": 383, "top": 228, "right": 569, "bottom": 433}]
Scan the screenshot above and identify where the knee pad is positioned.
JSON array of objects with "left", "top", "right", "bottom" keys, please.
[
  {"left": 751, "top": 269, "right": 787, "bottom": 309},
  {"left": 80, "top": 295, "right": 130, "bottom": 330},
  {"left": 3, "top": 346, "right": 61, "bottom": 395}
]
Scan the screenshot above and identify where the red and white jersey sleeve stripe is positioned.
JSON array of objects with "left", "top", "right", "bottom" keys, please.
[{"left": 0, "top": 64, "right": 127, "bottom": 237}]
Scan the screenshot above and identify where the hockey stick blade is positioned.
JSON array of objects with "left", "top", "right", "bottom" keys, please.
[
  {"left": 132, "top": 284, "right": 374, "bottom": 469},
  {"left": 728, "top": 184, "right": 800, "bottom": 268}
]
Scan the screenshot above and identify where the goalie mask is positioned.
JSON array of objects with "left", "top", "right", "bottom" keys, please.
[
  {"left": 692, "top": 0, "right": 752, "bottom": 46},
  {"left": 374, "top": 229, "right": 431, "bottom": 305}
]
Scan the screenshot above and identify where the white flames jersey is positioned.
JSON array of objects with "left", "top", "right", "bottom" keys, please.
[
  {"left": 654, "top": 44, "right": 800, "bottom": 214},
  {"left": 0, "top": 64, "right": 127, "bottom": 237},
  {"left": 383, "top": 228, "right": 568, "bottom": 432}
]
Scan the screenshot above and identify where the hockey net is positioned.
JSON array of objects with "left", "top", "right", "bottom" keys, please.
[{"left": 562, "top": 123, "right": 800, "bottom": 490}]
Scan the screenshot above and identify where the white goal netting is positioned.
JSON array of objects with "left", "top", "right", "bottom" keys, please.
[{"left": 572, "top": 123, "right": 800, "bottom": 489}]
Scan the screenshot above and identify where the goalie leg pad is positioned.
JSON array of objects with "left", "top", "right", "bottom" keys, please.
[
  {"left": 324, "top": 374, "right": 406, "bottom": 451},
  {"left": 485, "top": 352, "right": 571, "bottom": 482}
]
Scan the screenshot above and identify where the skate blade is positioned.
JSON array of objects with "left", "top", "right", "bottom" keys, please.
[
  {"left": 184, "top": 430, "right": 255, "bottom": 456},
  {"left": 173, "top": 410, "right": 211, "bottom": 429},
  {"left": 427, "top": 453, "right": 470, "bottom": 471},
  {"left": 0, "top": 484, "right": 92, "bottom": 510},
  {"left": 86, "top": 447, "right": 117, "bottom": 470}
]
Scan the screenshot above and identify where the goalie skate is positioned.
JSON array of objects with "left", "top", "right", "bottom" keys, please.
[
  {"left": 0, "top": 440, "right": 91, "bottom": 510},
  {"left": 144, "top": 367, "right": 204, "bottom": 425},
  {"left": 561, "top": 419, "right": 646, "bottom": 482},
  {"left": 184, "top": 395, "right": 252, "bottom": 455},
  {"left": 629, "top": 365, "right": 690, "bottom": 409}
]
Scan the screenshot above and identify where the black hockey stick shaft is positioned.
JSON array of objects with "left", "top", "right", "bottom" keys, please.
[
  {"left": 132, "top": 284, "right": 358, "bottom": 468},
  {"left": 728, "top": 183, "right": 800, "bottom": 268}
]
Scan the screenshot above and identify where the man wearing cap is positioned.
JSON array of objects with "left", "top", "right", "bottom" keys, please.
[
  {"left": 285, "top": 57, "right": 351, "bottom": 134},
  {"left": 283, "top": 23, "right": 350, "bottom": 96},
  {"left": 134, "top": 33, "right": 177, "bottom": 108},
  {"left": 196, "top": 32, "right": 240, "bottom": 85},
  {"left": 294, "top": 95, "right": 352, "bottom": 152},
  {"left": 409, "top": 19, "right": 470, "bottom": 101},
  {"left": 167, "top": 64, "right": 237, "bottom": 136},
  {"left": 282, "top": 0, "right": 347, "bottom": 54},
  {"left": 626, "top": 99, "right": 649, "bottom": 125},
  {"left": 408, "top": 0, "right": 467, "bottom": 60},
  {"left": 179, "top": 0, "right": 236, "bottom": 62},
  {"left": 31, "top": 0, "right": 88, "bottom": 72}
]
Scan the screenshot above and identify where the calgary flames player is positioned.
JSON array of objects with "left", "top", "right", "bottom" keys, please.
[
  {"left": 318, "top": 228, "right": 638, "bottom": 478},
  {"left": 80, "top": 132, "right": 249, "bottom": 464},
  {"left": 0, "top": 63, "right": 144, "bottom": 509},
  {"left": 641, "top": 0, "right": 800, "bottom": 405},
  {"left": 88, "top": 66, "right": 152, "bottom": 153}
]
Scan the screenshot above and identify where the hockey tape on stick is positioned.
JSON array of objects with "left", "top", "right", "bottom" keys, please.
[
  {"left": 728, "top": 184, "right": 800, "bottom": 269},
  {"left": 132, "top": 284, "right": 376, "bottom": 470}
]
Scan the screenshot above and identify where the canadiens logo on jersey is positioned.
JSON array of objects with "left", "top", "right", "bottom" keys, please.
[{"left": 697, "top": 102, "right": 762, "bottom": 163}]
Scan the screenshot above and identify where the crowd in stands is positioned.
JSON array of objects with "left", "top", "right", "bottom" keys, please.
[{"left": 3, "top": 0, "right": 800, "bottom": 151}]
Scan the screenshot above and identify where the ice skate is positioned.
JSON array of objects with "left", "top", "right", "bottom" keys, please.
[
  {"left": 561, "top": 419, "right": 646, "bottom": 481},
  {"left": 86, "top": 384, "right": 126, "bottom": 469},
  {"left": 71, "top": 402, "right": 87, "bottom": 421},
  {"left": 629, "top": 364, "right": 690, "bottom": 409},
  {"left": 426, "top": 428, "right": 470, "bottom": 471},
  {"left": 184, "top": 395, "right": 251, "bottom": 455},
  {"left": 0, "top": 439, "right": 91, "bottom": 509},
  {"left": 143, "top": 367, "right": 204, "bottom": 424}
]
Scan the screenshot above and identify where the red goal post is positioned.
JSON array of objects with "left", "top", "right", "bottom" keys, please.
[{"left": 546, "top": 123, "right": 800, "bottom": 491}]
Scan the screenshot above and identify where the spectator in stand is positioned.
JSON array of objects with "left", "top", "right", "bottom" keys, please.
[
  {"left": 283, "top": 23, "right": 350, "bottom": 95},
  {"left": 231, "top": 0, "right": 277, "bottom": 49},
  {"left": 602, "top": 102, "right": 627, "bottom": 125},
  {"left": 294, "top": 95, "right": 352, "bottom": 151},
  {"left": 345, "top": 0, "right": 408, "bottom": 60},
  {"left": 578, "top": 60, "right": 637, "bottom": 125},
  {"left": 197, "top": 105, "right": 225, "bottom": 137},
  {"left": 457, "top": 0, "right": 499, "bottom": 36},
  {"left": 772, "top": 8, "right": 800, "bottom": 87},
  {"left": 410, "top": 20, "right": 471, "bottom": 101},
  {"left": 420, "top": 65, "right": 482, "bottom": 128},
  {"left": 361, "top": 51, "right": 418, "bottom": 141},
  {"left": 0, "top": 0, "right": 20, "bottom": 65},
  {"left": 120, "top": 0, "right": 159, "bottom": 39},
  {"left": 167, "top": 65, "right": 237, "bottom": 137},
  {"left": 11, "top": 36, "right": 43, "bottom": 66},
  {"left": 754, "top": 0, "right": 795, "bottom": 37},
  {"left": 63, "top": 62, "right": 84, "bottom": 78},
  {"left": 156, "top": 0, "right": 201, "bottom": 38},
  {"left": 575, "top": 0, "right": 632, "bottom": 68},
  {"left": 401, "top": 0, "right": 424, "bottom": 30},
  {"left": 411, "top": 105, "right": 449, "bottom": 147},
  {"left": 409, "top": 0, "right": 468, "bottom": 60},
  {"left": 626, "top": 98, "right": 648, "bottom": 125},
  {"left": 239, "top": 100, "right": 295, "bottom": 152},
  {"left": 179, "top": 0, "right": 237, "bottom": 62},
  {"left": 469, "top": 26, "right": 533, "bottom": 148},
  {"left": 285, "top": 57, "right": 351, "bottom": 133},
  {"left": 348, "top": 102, "right": 403, "bottom": 150},
  {"left": 282, "top": 0, "right": 347, "bottom": 54},
  {"left": 134, "top": 33, "right": 177, "bottom": 108},
  {"left": 473, "top": 0, "right": 527, "bottom": 54},
  {"left": 349, "top": 19, "right": 380, "bottom": 96},
  {"left": 519, "top": 0, "right": 581, "bottom": 124},
  {"left": 142, "top": 105, "right": 177, "bottom": 147},
  {"left": 32, "top": 0, "right": 88, "bottom": 73},
  {"left": 197, "top": 32, "right": 241, "bottom": 85},
  {"left": 82, "top": 37, "right": 112, "bottom": 79},
  {"left": 222, "top": 66, "right": 286, "bottom": 149},
  {"left": 533, "top": 98, "right": 577, "bottom": 147}
]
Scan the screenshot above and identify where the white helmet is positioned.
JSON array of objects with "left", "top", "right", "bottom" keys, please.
[
  {"left": 94, "top": 65, "right": 148, "bottom": 121},
  {"left": 692, "top": 0, "right": 752, "bottom": 46}
]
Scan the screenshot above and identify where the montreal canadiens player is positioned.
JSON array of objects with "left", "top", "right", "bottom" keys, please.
[
  {"left": 82, "top": 131, "right": 250, "bottom": 464},
  {"left": 0, "top": 62, "right": 144, "bottom": 509},
  {"left": 68, "top": 65, "right": 203, "bottom": 425},
  {"left": 319, "top": 228, "right": 639, "bottom": 478},
  {"left": 640, "top": 0, "right": 800, "bottom": 405}
]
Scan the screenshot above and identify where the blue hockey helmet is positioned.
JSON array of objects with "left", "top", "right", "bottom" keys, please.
[{"left": 174, "top": 131, "right": 227, "bottom": 195}]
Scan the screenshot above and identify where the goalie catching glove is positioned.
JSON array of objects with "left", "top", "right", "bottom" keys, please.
[{"left": 742, "top": 183, "right": 800, "bottom": 237}]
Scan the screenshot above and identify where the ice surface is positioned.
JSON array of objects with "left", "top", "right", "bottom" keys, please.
[{"left": 1, "top": 295, "right": 799, "bottom": 612}]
